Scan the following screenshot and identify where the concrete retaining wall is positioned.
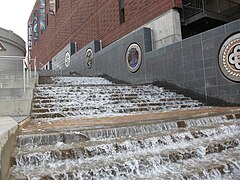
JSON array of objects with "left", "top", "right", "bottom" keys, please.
[{"left": 0, "top": 72, "right": 37, "bottom": 116}]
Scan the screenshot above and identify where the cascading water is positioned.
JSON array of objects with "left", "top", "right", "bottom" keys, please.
[{"left": 8, "top": 76, "right": 240, "bottom": 179}]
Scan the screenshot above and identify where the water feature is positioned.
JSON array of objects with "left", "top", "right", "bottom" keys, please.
[{"left": 8, "top": 76, "right": 240, "bottom": 179}]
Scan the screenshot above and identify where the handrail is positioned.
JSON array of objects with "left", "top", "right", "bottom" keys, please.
[{"left": 0, "top": 55, "right": 37, "bottom": 92}]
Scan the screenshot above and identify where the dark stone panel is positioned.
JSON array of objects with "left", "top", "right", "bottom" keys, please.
[
  {"left": 94, "top": 41, "right": 101, "bottom": 53},
  {"left": 218, "top": 85, "right": 231, "bottom": 96},
  {"left": 182, "top": 46, "right": 192, "bottom": 57},
  {"left": 184, "top": 80, "right": 195, "bottom": 88},
  {"left": 144, "top": 28, "right": 153, "bottom": 52},
  {"left": 193, "top": 61, "right": 204, "bottom": 71},
  {"left": 202, "top": 38, "right": 214, "bottom": 50},
  {"left": 206, "top": 77, "right": 217, "bottom": 87},
  {"left": 204, "top": 57, "right": 216, "bottom": 68},
  {"left": 205, "top": 67, "right": 217, "bottom": 78},
  {"left": 175, "top": 72, "right": 184, "bottom": 82},
  {"left": 184, "top": 71, "right": 194, "bottom": 81},
  {"left": 166, "top": 41, "right": 181, "bottom": 52},
  {"left": 194, "top": 69, "right": 204, "bottom": 79},
  {"left": 213, "top": 26, "right": 225, "bottom": 37},
  {"left": 158, "top": 47, "right": 165, "bottom": 56},
  {"left": 225, "top": 20, "right": 240, "bottom": 34},
  {"left": 206, "top": 86, "right": 218, "bottom": 96},
  {"left": 203, "top": 48, "right": 215, "bottom": 59},
  {"left": 184, "top": 62, "right": 194, "bottom": 72},
  {"left": 194, "top": 78, "right": 205, "bottom": 89},
  {"left": 214, "top": 34, "right": 225, "bottom": 48},
  {"left": 201, "top": 30, "right": 213, "bottom": 41},
  {"left": 145, "top": 49, "right": 158, "bottom": 59},
  {"left": 181, "top": 37, "right": 192, "bottom": 48},
  {"left": 230, "top": 84, "right": 240, "bottom": 95},
  {"left": 192, "top": 44, "right": 203, "bottom": 61},
  {"left": 216, "top": 68, "right": 232, "bottom": 86},
  {"left": 230, "top": 95, "right": 240, "bottom": 105},
  {"left": 191, "top": 34, "right": 201, "bottom": 45}
]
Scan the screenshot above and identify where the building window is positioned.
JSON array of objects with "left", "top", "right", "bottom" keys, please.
[
  {"left": 46, "top": 13, "right": 49, "bottom": 26},
  {"left": 119, "top": 0, "right": 125, "bottom": 24},
  {"left": 56, "top": 0, "right": 60, "bottom": 12}
]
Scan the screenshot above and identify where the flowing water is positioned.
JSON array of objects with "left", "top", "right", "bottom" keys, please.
[{"left": 8, "top": 76, "right": 240, "bottom": 179}]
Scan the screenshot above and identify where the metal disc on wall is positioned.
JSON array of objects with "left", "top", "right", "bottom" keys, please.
[
  {"left": 65, "top": 51, "right": 71, "bottom": 68},
  {"left": 126, "top": 43, "right": 142, "bottom": 73},
  {"left": 85, "top": 48, "right": 94, "bottom": 69},
  {"left": 219, "top": 33, "right": 240, "bottom": 82}
]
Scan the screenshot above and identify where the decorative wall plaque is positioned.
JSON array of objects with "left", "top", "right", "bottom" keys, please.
[
  {"left": 219, "top": 33, "right": 240, "bottom": 82},
  {"left": 126, "top": 43, "right": 142, "bottom": 73},
  {"left": 85, "top": 48, "right": 93, "bottom": 69},
  {"left": 65, "top": 51, "right": 70, "bottom": 68}
]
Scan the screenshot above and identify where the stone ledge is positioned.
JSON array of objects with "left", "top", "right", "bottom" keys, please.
[{"left": 0, "top": 117, "right": 18, "bottom": 179}]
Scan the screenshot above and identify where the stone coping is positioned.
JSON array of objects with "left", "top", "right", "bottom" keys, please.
[
  {"left": 0, "top": 117, "right": 18, "bottom": 177},
  {"left": 0, "top": 116, "right": 30, "bottom": 177}
]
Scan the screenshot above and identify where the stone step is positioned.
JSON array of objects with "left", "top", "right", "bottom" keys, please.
[
  {"left": 34, "top": 85, "right": 169, "bottom": 94},
  {"left": 50, "top": 76, "right": 114, "bottom": 86},
  {"left": 16, "top": 114, "right": 239, "bottom": 148},
  {"left": 34, "top": 89, "right": 171, "bottom": 96},
  {"left": 9, "top": 142, "right": 240, "bottom": 179},
  {"left": 32, "top": 96, "right": 191, "bottom": 105},
  {"left": 31, "top": 100, "right": 200, "bottom": 112},
  {"left": 30, "top": 103, "right": 202, "bottom": 120},
  {"left": 32, "top": 99, "right": 198, "bottom": 109},
  {"left": 12, "top": 124, "right": 240, "bottom": 167}
]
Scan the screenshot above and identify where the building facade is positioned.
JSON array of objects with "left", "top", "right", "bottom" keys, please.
[
  {"left": 29, "top": 0, "right": 240, "bottom": 67},
  {"left": 28, "top": 0, "right": 240, "bottom": 105},
  {"left": 29, "top": 0, "right": 182, "bottom": 67}
]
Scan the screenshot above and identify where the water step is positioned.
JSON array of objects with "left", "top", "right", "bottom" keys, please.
[
  {"left": 16, "top": 115, "right": 240, "bottom": 149},
  {"left": 12, "top": 125, "right": 240, "bottom": 167},
  {"left": 9, "top": 143, "right": 240, "bottom": 179}
]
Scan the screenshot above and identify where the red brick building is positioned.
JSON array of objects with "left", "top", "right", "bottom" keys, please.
[
  {"left": 29, "top": 0, "right": 240, "bottom": 67},
  {"left": 29, "top": 0, "right": 182, "bottom": 67}
]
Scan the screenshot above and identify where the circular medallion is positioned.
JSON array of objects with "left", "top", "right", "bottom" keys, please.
[
  {"left": 126, "top": 43, "right": 142, "bottom": 73},
  {"left": 65, "top": 51, "right": 70, "bottom": 68},
  {"left": 219, "top": 33, "right": 240, "bottom": 82},
  {"left": 85, "top": 48, "right": 93, "bottom": 69}
]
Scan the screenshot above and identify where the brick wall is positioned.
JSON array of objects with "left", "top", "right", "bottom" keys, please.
[{"left": 29, "top": 0, "right": 182, "bottom": 67}]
